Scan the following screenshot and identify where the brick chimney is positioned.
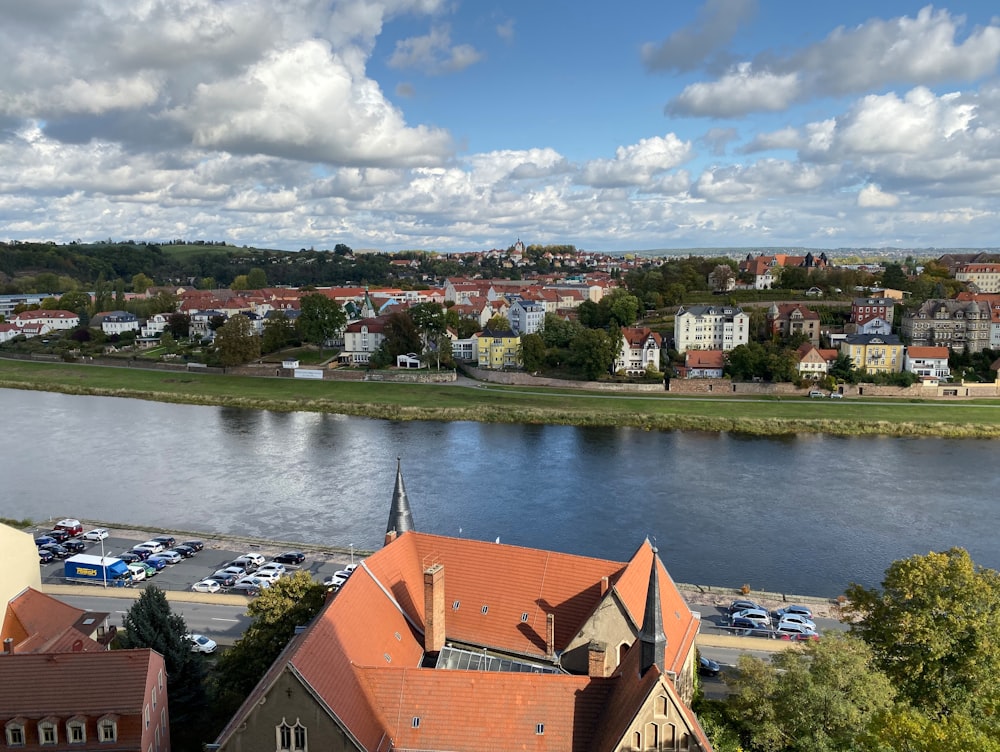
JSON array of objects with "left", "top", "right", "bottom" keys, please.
[
  {"left": 423, "top": 563, "right": 445, "bottom": 654},
  {"left": 599, "top": 575, "right": 609, "bottom": 598},
  {"left": 384, "top": 529, "right": 398, "bottom": 546},
  {"left": 587, "top": 640, "right": 606, "bottom": 678},
  {"left": 3, "top": 638, "right": 13, "bottom": 655},
  {"left": 546, "top": 613, "right": 555, "bottom": 659}
]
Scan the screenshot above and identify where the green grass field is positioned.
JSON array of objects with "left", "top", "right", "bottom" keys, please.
[{"left": 1, "top": 358, "right": 998, "bottom": 438}]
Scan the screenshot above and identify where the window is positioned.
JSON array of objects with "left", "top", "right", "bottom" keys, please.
[
  {"left": 276, "top": 721, "right": 307, "bottom": 752},
  {"left": 5, "top": 722, "right": 25, "bottom": 747},
  {"left": 99, "top": 717, "right": 118, "bottom": 742},
  {"left": 67, "top": 719, "right": 86, "bottom": 744},
  {"left": 144, "top": 705, "right": 150, "bottom": 728},
  {"left": 38, "top": 721, "right": 58, "bottom": 745}
]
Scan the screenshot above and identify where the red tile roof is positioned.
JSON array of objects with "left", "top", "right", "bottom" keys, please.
[
  {"left": 1, "top": 588, "right": 105, "bottom": 653},
  {"left": 906, "top": 346, "right": 949, "bottom": 359},
  {"left": 685, "top": 350, "right": 725, "bottom": 369}
]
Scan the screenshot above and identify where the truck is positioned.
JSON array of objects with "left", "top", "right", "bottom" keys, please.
[{"left": 64, "top": 554, "right": 130, "bottom": 586}]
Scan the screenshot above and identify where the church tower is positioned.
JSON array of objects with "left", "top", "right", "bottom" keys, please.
[
  {"left": 385, "top": 458, "right": 416, "bottom": 540},
  {"left": 639, "top": 545, "right": 667, "bottom": 676}
]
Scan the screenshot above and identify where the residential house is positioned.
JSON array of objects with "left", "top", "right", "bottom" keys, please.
[
  {"left": 507, "top": 298, "right": 545, "bottom": 335},
  {"left": 0, "top": 649, "right": 169, "bottom": 752},
  {"left": 955, "top": 292, "right": 1000, "bottom": 349},
  {"left": 446, "top": 328, "right": 476, "bottom": 361},
  {"left": 900, "top": 299, "right": 990, "bottom": 354},
  {"left": 683, "top": 349, "right": 725, "bottom": 378},
  {"left": 1, "top": 587, "right": 112, "bottom": 654},
  {"left": 475, "top": 327, "right": 520, "bottom": 369},
  {"left": 0, "top": 294, "right": 54, "bottom": 321},
  {"left": 766, "top": 303, "right": 821, "bottom": 345},
  {"left": 341, "top": 316, "right": 389, "bottom": 365},
  {"left": 739, "top": 252, "right": 829, "bottom": 290},
  {"left": 904, "top": 347, "right": 951, "bottom": 380},
  {"left": 214, "top": 465, "right": 712, "bottom": 752},
  {"left": 850, "top": 298, "right": 895, "bottom": 336},
  {"left": 956, "top": 263, "right": 1000, "bottom": 293},
  {"left": 189, "top": 309, "right": 225, "bottom": 339},
  {"left": 0, "top": 323, "right": 21, "bottom": 344},
  {"left": 674, "top": 305, "right": 749, "bottom": 354},
  {"left": 141, "top": 312, "right": 172, "bottom": 338},
  {"left": 9, "top": 310, "right": 80, "bottom": 335},
  {"left": 841, "top": 334, "right": 904, "bottom": 374},
  {"left": 615, "top": 327, "right": 663, "bottom": 375},
  {"left": 795, "top": 343, "right": 838, "bottom": 379},
  {"left": 97, "top": 311, "right": 140, "bottom": 336}
]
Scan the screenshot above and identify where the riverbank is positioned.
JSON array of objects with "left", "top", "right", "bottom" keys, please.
[{"left": 2, "top": 357, "right": 1000, "bottom": 438}]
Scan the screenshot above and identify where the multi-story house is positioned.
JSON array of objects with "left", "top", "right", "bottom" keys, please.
[
  {"left": 474, "top": 326, "right": 520, "bottom": 369},
  {"left": 904, "top": 347, "right": 951, "bottom": 380},
  {"left": 683, "top": 349, "right": 725, "bottom": 378},
  {"left": 614, "top": 327, "right": 663, "bottom": 375},
  {"left": 767, "top": 303, "right": 820, "bottom": 345},
  {"left": 674, "top": 305, "right": 749, "bottom": 354},
  {"left": 507, "top": 298, "right": 545, "bottom": 335},
  {"left": 900, "top": 299, "right": 990, "bottom": 354},
  {"left": 214, "top": 466, "right": 712, "bottom": 752},
  {"left": 841, "top": 333, "right": 904, "bottom": 374},
  {"left": 97, "top": 310, "right": 140, "bottom": 336},
  {"left": 850, "top": 298, "right": 895, "bottom": 336},
  {"left": 795, "top": 343, "right": 839, "bottom": 379},
  {"left": 341, "top": 316, "right": 389, "bottom": 365},
  {"left": 956, "top": 263, "right": 1000, "bottom": 293},
  {"left": 9, "top": 310, "right": 80, "bottom": 335}
]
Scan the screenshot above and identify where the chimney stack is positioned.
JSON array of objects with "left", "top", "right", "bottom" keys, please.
[
  {"left": 423, "top": 563, "right": 445, "bottom": 654},
  {"left": 587, "top": 640, "right": 606, "bottom": 678},
  {"left": 546, "top": 613, "right": 555, "bottom": 659},
  {"left": 3, "top": 638, "right": 13, "bottom": 655},
  {"left": 599, "top": 576, "right": 609, "bottom": 598},
  {"left": 384, "top": 529, "right": 398, "bottom": 546}
]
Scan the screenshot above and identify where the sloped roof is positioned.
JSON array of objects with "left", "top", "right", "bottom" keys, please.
[
  {"left": 906, "top": 346, "right": 949, "bottom": 359},
  {"left": 621, "top": 327, "right": 662, "bottom": 347},
  {"left": 0, "top": 649, "right": 157, "bottom": 716},
  {"left": 1, "top": 587, "right": 105, "bottom": 654},
  {"left": 685, "top": 350, "right": 725, "bottom": 369}
]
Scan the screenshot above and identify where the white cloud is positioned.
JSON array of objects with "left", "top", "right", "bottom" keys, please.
[
  {"left": 387, "top": 24, "right": 484, "bottom": 74},
  {"left": 579, "top": 135, "right": 692, "bottom": 187},
  {"left": 741, "top": 127, "right": 801, "bottom": 153},
  {"left": 858, "top": 184, "right": 900, "bottom": 208},
  {"left": 668, "top": 64, "right": 800, "bottom": 117},
  {"left": 641, "top": 0, "right": 756, "bottom": 73}
]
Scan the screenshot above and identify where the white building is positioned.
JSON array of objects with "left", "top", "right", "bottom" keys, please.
[
  {"left": 956, "top": 263, "right": 1000, "bottom": 293},
  {"left": 10, "top": 309, "right": 80, "bottom": 334},
  {"left": 674, "top": 305, "right": 749, "bottom": 354},
  {"left": 614, "top": 327, "right": 662, "bottom": 375},
  {"left": 904, "top": 346, "right": 951, "bottom": 380},
  {"left": 99, "top": 311, "right": 140, "bottom": 335},
  {"left": 341, "top": 317, "right": 388, "bottom": 364},
  {"left": 507, "top": 298, "right": 545, "bottom": 336}
]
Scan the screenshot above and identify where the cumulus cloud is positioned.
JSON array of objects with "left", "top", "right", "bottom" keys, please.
[
  {"left": 669, "top": 6, "right": 1000, "bottom": 117},
  {"left": 741, "top": 127, "right": 802, "bottom": 153},
  {"left": 387, "top": 24, "right": 484, "bottom": 74},
  {"left": 858, "top": 184, "right": 900, "bottom": 208},
  {"left": 641, "top": 0, "right": 756, "bottom": 73},
  {"left": 579, "top": 135, "right": 692, "bottom": 187},
  {"left": 700, "top": 127, "right": 739, "bottom": 156}
]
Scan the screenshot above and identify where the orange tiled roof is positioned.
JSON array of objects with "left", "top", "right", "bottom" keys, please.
[
  {"left": 685, "top": 350, "right": 725, "bottom": 369},
  {"left": 906, "top": 346, "right": 949, "bottom": 359},
  {"left": 1, "top": 588, "right": 105, "bottom": 653}
]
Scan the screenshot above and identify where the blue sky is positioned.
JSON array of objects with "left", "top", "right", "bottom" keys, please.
[{"left": 3, "top": 1, "right": 1000, "bottom": 254}]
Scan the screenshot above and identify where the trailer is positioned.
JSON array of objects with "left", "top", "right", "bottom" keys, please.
[{"left": 64, "top": 554, "right": 130, "bottom": 586}]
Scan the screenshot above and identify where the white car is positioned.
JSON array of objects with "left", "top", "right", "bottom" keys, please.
[
  {"left": 775, "top": 622, "right": 819, "bottom": 640},
  {"left": 775, "top": 604, "right": 814, "bottom": 620},
  {"left": 255, "top": 562, "right": 285, "bottom": 575},
  {"left": 126, "top": 563, "right": 147, "bottom": 582},
  {"left": 239, "top": 552, "right": 266, "bottom": 568},
  {"left": 82, "top": 528, "right": 109, "bottom": 541},
  {"left": 236, "top": 576, "right": 272, "bottom": 590},
  {"left": 323, "top": 574, "right": 347, "bottom": 589},
  {"left": 149, "top": 550, "right": 182, "bottom": 565},
  {"left": 134, "top": 540, "right": 165, "bottom": 554},
  {"left": 732, "top": 608, "right": 771, "bottom": 628},
  {"left": 192, "top": 579, "right": 222, "bottom": 594},
  {"left": 187, "top": 634, "right": 217, "bottom": 654},
  {"left": 252, "top": 568, "right": 283, "bottom": 583},
  {"left": 777, "top": 614, "right": 816, "bottom": 630}
]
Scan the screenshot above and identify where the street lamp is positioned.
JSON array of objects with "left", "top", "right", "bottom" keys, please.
[
  {"left": 99, "top": 536, "right": 107, "bottom": 589},
  {"left": 350, "top": 544, "right": 354, "bottom": 566}
]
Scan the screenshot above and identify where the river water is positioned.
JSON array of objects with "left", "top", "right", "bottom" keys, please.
[{"left": 2, "top": 389, "right": 997, "bottom": 596}]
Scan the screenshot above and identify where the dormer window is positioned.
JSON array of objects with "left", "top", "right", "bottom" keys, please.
[
  {"left": 38, "top": 719, "right": 58, "bottom": 746},
  {"left": 5, "top": 720, "right": 25, "bottom": 747}
]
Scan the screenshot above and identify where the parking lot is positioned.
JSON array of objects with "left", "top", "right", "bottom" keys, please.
[{"left": 36, "top": 527, "right": 361, "bottom": 596}]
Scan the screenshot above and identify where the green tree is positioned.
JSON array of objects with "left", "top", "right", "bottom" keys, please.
[
  {"left": 261, "top": 310, "right": 298, "bottom": 354},
  {"left": 381, "top": 311, "right": 424, "bottom": 360},
  {"left": 726, "top": 633, "right": 896, "bottom": 752},
  {"left": 39, "top": 296, "right": 61, "bottom": 310},
  {"left": 211, "top": 572, "right": 327, "bottom": 716},
  {"left": 602, "top": 289, "right": 641, "bottom": 328},
  {"left": 131, "top": 272, "right": 154, "bottom": 293},
  {"left": 246, "top": 267, "right": 268, "bottom": 289},
  {"left": 881, "top": 263, "right": 908, "bottom": 290},
  {"left": 167, "top": 313, "right": 190, "bottom": 339},
  {"left": 485, "top": 313, "right": 510, "bottom": 331},
  {"left": 541, "top": 314, "right": 583, "bottom": 348},
  {"left": 845, "top": 547, "right": 1000, "bottom": 720},
  {"left": 409, "top": 302, "right": 448, "bottom": 368},
  {"left": 570, "top": 328, "right": 616, "bottom": 379},
  {"left": 92, "top": 273, "right": 112, "bottom": 313},
  {"left": 298, "top": 293, "right": 346, "bottom": 352},
  {"left": 214, "top": 314, "right": 261, "bottom": 366},
  {"left": 230, "top": 274, "right": 250, "bottom": 291},
  {"left": 117, "top": 586, "right": 207, "bottom": 748},
  {"left": 521, "top": 332, "right": 546, "bottom": 372},
  {"left": 58, "top": 290, "right": 91, "bottom": 315}
]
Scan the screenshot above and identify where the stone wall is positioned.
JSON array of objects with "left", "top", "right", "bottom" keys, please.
[
  {"left": 461, "top": 364, "right": 665, "bottom": 392},
  {"left": 364, "top": 369, "right": 456, "bottom": 384}
]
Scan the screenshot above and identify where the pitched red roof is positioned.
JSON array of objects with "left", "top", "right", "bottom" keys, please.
[
  {"left": 1, "top": 588, "right": 105, "bottom": 653},
  {"left": 685, "top": 350, "right": 725, "bottom": 369},
  {"left": 906, "top": 346, "right": 949, "bottom": 359}
]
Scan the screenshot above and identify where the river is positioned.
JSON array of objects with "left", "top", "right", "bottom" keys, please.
[{"left": 2, "top": 388, "right": 997, "bottom": 597}]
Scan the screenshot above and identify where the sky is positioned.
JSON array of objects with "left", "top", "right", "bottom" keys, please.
[{"left": 3, "top": 1, "right": 1000, "bottom": 254}]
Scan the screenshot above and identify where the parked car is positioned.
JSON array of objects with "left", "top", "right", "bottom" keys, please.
[
  {"left": 62, "top": 539, "right": 87, "bottom": 554},
  {"left": 34, "top": 535, "right": 57, "bottom": 548},
  {"left": 732, "top": 608, "right": 771, "bottom": 628},
  {"left": 45, "top": 528, "right": 71, "bottom": 543},
  {"left": 777, "top": 614, "right": 816, "bottom": 630},
  {"left": 776, "top": 625, "right": 821, "bottom": 641},
  {"left": 216, "top": 566, "right": 246, "bottom": 579},
  {"left": 173, "top": 544, "right": 197, "bottom": 558},
  {"left": 82, "top": 528, "right": 109, "bottom": 541},
  {"left": 143, "top": 557, "right": 167, "bottom": 571},
  {"left": 187, "top": 634, "right": 218, "bottom": 654},
  {"left": 272, "top": 551, "right": 305, "bottom": 565},
  {"left": 236, "top": 576, "right": 272, "bottom": 590},
  {"left": 192, "top": 579, "right": 222, "bottom": 594},
  {"left": 775, "top": 604, "right": 814, "bottom": 620},
  {"left": 126, "top": 563, "right": 147, "bottom": 582},
  {"left": 118, "top": 551, "right": 142, "bottom": 564},
  {"left": 207, "top": 573, "right": 237, "bottom": 588},
  {"left": 38, "top": 548, "right": 55, "bottom": 564},
  {"left": 829, "top": 392, "right": 844, "bottom": 399},
  {"left": 136, "top": 561, "right": 157, "bottom": 578},
  {"left": 730, "top": 616, "right": 769, "bottom": 636},
  {"left": 809, "top": 390, "right": 825, "bottom": 398},
  {"left": 344, "top": 562, "right": 361, "bottom": 574},
  {"left": 250, "top": 569, "right": 282, "bottom": 585},
  {"left": 230, "top": 582, "right": 261, "bottom": 597},
  {"left": 129, "top": 548, "right": 152, "bottom": 561},
  {"left": 323, "top": 574, "right": 347, "bottom": 589},
  {"left": 181, "top": 540, "right": 205, "bottom": 552},
  {"left": 231, "top": 556, "right": 260, "bottom": 573},
  {"left": 728, "top": 599, "right": 765, "bottom": 615},
  {"left": 698, "top": 656, "right": 721, "bottom": 676},
  {"left": 133, "top": 540, "right": 165, "bottom": 554},
  {"left": 152, "top": 535, "right": 176, "bottom": 548},
  {"left": 152, "top": 550, "right": 182, "bottom": 565},
  {"left": 40, "top": 543, "right": 71, "bottom": 559},
  {"left": 53, "top": 518, "right": 84, "bottom": 537},
  {"left": 255, "top": 562, "right": 285, "bottom": 576}
]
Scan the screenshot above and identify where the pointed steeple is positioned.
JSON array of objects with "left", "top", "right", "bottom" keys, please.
[
  {"left": 385, "top": 458, "right": 415, "bottom": 537},
  {"left": 639, "top": 544, "right": 666, "bottom": 677}
]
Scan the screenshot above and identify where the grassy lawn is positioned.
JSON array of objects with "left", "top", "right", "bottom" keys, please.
[{"left": 1, "top": 358, "right": 998, "bottom": 438}]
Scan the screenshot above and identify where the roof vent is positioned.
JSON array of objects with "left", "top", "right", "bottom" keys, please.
[
  {"left": 536, "top": 723, "right": 544, "bottom": 735},
  {"left": 481, "top": 605, "right": 488, "bottom": 615},
  {"left": 411, "top": 717, "right": 420, "bottom": 729},
  {"left": 521, "top": 612, "right": 528, "bottom": 622},
  {"left": 452, "top": 600, "right": 460, "bottom": 610},
  {"left": 384, "top": 653, "right": 392, "bottom": 664}
]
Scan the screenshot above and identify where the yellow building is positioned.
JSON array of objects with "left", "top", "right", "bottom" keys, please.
[
  {"left": 475, "top": 326, "right": 521, "bottom": 369},
  {"left": 841, "top": 333, "right": 904, "bottom": 374}
]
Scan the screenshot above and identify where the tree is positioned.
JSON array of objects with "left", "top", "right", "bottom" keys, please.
[
  {"left": 117, "top": 586, "right": 207, "bottom": 749},
  {"left": 881, "top": 263, "right": 908, "bottom": 290},
  {"left": 570, "top": 328, "right": 616, "bottom": 379},
  {"left": 845, "top": 547, "right": 1000, "bottom": 720},
  {"left": 214, "top": 314, "right": 261, "bottom": 366},
  {"left": 298, "top": 293, "right": 346, "bottom": 352},
  {"left": 602, "top": 289, "right": 641, "bottom": 328},
  {"left": 261, "top": 310, "right": 298, "bottom": 354},
  {"left": 725, "top": 633, "right": 896, "bottom": 752},
  {"left": 167, "top": 312, "right": 191, "bottom": 339},
  {"left": 409, "top": 302, "right": 448, "bottom": 368},
  {"left": 131, "top": 272, "right": 154, "bottom": 293},
  {"left": 381, "top": 311, "right": 423, "bottom": 360},
  {"left": 246, "top": 267, "right": 268, "bottom": 289},
  {"left": 211, "top": 572, "right": 327, "bottom": 716},
  {"left": 230, "top": 274, "right": 250, "bottom": 291},
  {"left": 58, "top": 290, "right": 91, "bottom": 315},
  {"left": 521, "top": 332, "right": 546, "bottom": 372},
  {"left": 485, "top": 313, "right": 510, "bottom": 331}
]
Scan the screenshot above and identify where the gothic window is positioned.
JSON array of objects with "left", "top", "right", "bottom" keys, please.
[{"left": 276, "top": 720, "right": 307, "bottom": 752}]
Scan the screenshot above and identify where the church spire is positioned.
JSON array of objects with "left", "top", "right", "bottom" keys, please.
[
  {"left": 639, "top": 544, "right": 666, "bottom": 677},
  {"left": 385, "top": 458, "right": 415, "bottom": 537}
]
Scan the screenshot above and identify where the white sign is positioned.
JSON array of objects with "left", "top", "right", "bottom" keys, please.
[{"left": 293, "top": 369, "right": 323, "bottom": 380}]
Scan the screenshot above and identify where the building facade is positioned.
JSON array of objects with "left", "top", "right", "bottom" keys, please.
[
  {"left": 850, "top": 298, "right": 895, "bottom": 336},
  {"left": 614, "top": 327, "right": 663, "bottom": 375},
  {"left": 841, "top": 334, "right": 904, "bottom": 374},
  {"left": 956, "top": 263, "right": 1000, "bottom": 293},
  {"left": 900, "top": 299, "right": 990, "bottom": 354},
  {"left": 341, "top": 317, "right": 388, "bottom": 364},
  {"left": 507, "top": 298, "right": 545, "bottom": 335},
  {"left": 674, "top": 305, "right": 749, "bottom": 354},
  {"left": 767, "top": 303, "right": 820, "bottom": 345},
  {"left": 904, "top": 347, "right": 951, "bottom": 380},
  {"left": 475, "top": 327, "right": 520, "bottom": 369}
]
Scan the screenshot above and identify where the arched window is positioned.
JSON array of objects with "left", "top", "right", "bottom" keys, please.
[
  {"left": 276, "top": 719, "right": 307, "bottom": 752},
  {"left": 4, "top": 719, "right": 26, "bottom": 747},
  {"left": 644, "top": 722, "right": 658, "bottom": 750},
  {"left": 98, "top": 715, "right": 118, "bottom": 742},
  {"left": 66, "top": 717, "right": 87, "bottom": 744},
  {"left": 37, "top": 719, "right": 58, "bottom": 746}
]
